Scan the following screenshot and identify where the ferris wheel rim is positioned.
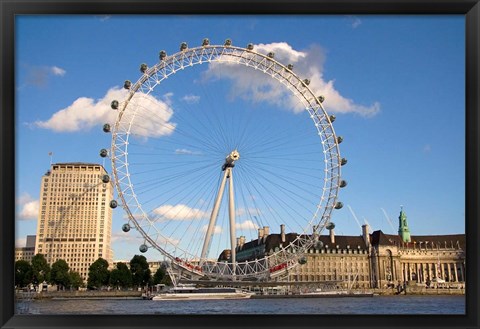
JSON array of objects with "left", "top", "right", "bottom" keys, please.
[{"left": 109, "top": 41, "right": 344, "bottom": 279}]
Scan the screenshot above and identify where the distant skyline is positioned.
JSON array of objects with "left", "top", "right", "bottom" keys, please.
[{"left": 15, "top": 15, "right": 465, "bottom": 261}]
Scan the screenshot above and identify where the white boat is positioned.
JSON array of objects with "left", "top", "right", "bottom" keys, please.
[{"left": 152, "top": 285, "right": 253, "bottom": 301}]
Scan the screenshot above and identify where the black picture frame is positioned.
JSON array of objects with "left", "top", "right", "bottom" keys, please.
[{"left": 1, "top": 1, "right": 478, "bottom": 329}]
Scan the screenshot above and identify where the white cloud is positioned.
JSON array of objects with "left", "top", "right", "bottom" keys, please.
[
  {"left": 181, "top": 94, "right": 201, "bottom": 104},
  {"left": 16, "top": 193, "right": 34, "bottom": 205},
  {"left": 51, "top": 66, "right": 66, "bottom": 76},
  {"left": 153, "top": 204, "right": 208, "bottom": 221},
  {"left": 18, "top": 200, "right": 39, "bottom": 220},
  {"left": 347, "top": 15, "right": 362, "bottom": 29},
  {"left": 24, "top": 65, "right": 66, "bottom": 88},
  {"left": 205, "top": 42, "right": 379, "bottom": 117},
  {"left": 235, "top": 219, "right": 259, "bottom": 230},
  {"left": 201, "top": 224, "right": 223, "bottom": 234},
  {"left": 34, "top": 87, "right": 177, "bottom": 138},
  {"left": 16, "top": 237, "right": 27, "bottom": 248},
  {"left": 235, "top": 207, "right": 261, "bottom": 217},
  {"left": 175, "top": 148, "right": 202, "bottom": 155}
]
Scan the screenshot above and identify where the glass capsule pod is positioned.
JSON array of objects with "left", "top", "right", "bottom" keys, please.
[
  {"left": 267, "top": 52, "right": 275, "bottom": 58},
  {"left": 139, "top": 244, "right": 148, "bottom": 253},
  {"left": 315, "top": 241, "right": 324, "bottom": 249},
  {"left": 202, "top": 38, "right": 210, "bottom": 46},
  {"left": 180, "top": 42, "right": 188, "bottom": 51},
  {"left": 111, "top": 100, "right": 119, "bottom": 110},
  {"left": 340, "top": 180, "right": 348, "bottom": 188},
  {"left": 124, "top": 80, "right": 132, "bottom": 90},
  {"left": 99, "top": 149, "right": 108, "bottom": 158},
  {"left": 317, "top": 95, "right": 325, "bottom": 103},
  {"left": 101, "top": 174, "right": 110, "bottom": 183},
  {"left": 103, "top": 124, "right": 111, "bottom": 133},
  {"left": 298, "top": 257, "right": 307, "bottom": 265},
  {"left": 329, "top": 115, "right": 336, "bottom": 123},
  {"left": 122, "top": 223, "right": 131, "bottom": 232},
  {"left": 247, "top": 43, "right": 254, "bottom": 50},
  {"left": 303, "top": 79, "right": 310, "bottom": 86},
  {"left": 287, "top": 64, "right": 294, "bottom": 70},
  {"left": 337, "top": 136, "right": 343, "bottom": 144},
  {"left": 224, "top": 39, "right": 232, "bottom": 46},
  {"left": 334, "top": 202, "right": 343, "bottom": 209},
  {"left": 341, "top": 158, "right": 348, "bottom": 166},
  {"left": 109, "top": 200, "right": 118, "bottom": 208},
  {"left": 159, "top": 50, "right": 167, "bottom": 60},
  {"left": 140, "top": 63, "right": 148, "bottom": 73}
]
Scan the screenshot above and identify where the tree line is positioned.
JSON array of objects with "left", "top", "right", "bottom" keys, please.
[{"left": 15, "top": 254, "right": 171, "bottom": 291}]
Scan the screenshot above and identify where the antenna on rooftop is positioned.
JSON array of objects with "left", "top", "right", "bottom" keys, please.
[{"left": 48, "top": 151, "right": 53, "bottom": 165}]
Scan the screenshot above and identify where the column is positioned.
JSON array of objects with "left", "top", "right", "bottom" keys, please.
[
  {"left": 447, "top": 263, "right": 452, "bottom": 282},
  {"left": 415, "top": 263, "right": 419, "bottom": 282},
  {"left": 441, "top": 263, "right": 445, "bottom": 280}
]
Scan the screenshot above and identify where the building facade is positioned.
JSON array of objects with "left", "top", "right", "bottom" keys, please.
[
  {"left": 15, "top": 235, "right": 36, "bottom": 262},
  {"left": 34, "top": 163, "right": 114, "bottom": 281},
  {"left": 219, "top": 209, "right": 466, "bottom": 289}
]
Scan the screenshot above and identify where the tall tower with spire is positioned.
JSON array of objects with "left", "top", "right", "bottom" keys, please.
[{"left": 398, "top": 206, "right": 411, "bottom": 243}]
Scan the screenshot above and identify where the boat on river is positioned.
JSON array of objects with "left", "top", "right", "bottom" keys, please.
[{"left": 152, "top": 285, "right": 253, "bottom": 301}]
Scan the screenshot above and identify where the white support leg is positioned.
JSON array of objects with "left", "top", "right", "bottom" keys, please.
[
  {"left": 228, "top": 168, "right": 236, "bottom": 277},
  {"left": 200, "top": 169, "right": 229, "bottom": 264}
]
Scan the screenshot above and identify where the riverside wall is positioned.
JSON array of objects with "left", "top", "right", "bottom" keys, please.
[{"left": 17, "top": 290, "right": 143, "bottom": 300}]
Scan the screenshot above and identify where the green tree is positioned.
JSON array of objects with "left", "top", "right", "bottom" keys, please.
[
  {"left": 31, "top": 254, "right": 50, "bottom": 287},
  {"left": 15, "top": 260, "right": 33, "bottom": 288},
  {"left": 87, "top": 258, "right": 110, "bottom": 290},
  {"left": 69, "top": 271, "right": 84, "bottom": 289},
  {"left": 152, "top": 266, "right": 165, "bottom": 285},
  {"left": 50, "top": 259, "right": 71, "bottom": 290},
  {"left": 109, "top": 262, "right": 132, "bottom": 289},
  {"left": 129, "top": 255, "right": 151, "bottom": 289}
]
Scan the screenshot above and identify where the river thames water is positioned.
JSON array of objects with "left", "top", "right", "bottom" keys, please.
[{"left": 19, "top": 295, "right": 465, "bottom": 315}]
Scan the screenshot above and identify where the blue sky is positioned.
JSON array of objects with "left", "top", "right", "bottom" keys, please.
[{"left": 15, "top": 15, "right": 465, "bottom": 262}]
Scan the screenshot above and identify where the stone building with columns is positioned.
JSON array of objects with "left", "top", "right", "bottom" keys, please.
[{"left": 218, "top": 209, "right": 466, "bottom": 289}]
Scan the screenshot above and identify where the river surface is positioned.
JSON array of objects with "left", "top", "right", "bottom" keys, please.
[{"left": 19, "top": 295, "right": 465, "bottom": 315}]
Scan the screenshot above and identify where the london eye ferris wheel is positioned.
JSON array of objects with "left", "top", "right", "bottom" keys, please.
[{"left": 100, "top": 39, "right": 347, "bottom": 281}]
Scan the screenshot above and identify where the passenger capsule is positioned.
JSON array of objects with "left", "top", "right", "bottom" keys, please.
[
  {"left": 303, "top": 79, "right": 310, "bottom": 86},
  {"left": 101, "top": 174, "right": 110, "bottom": 183},
  {"left": 159, "top": 50, "right": 167, "bottom": 60},
  {"left": 180, "top": 42, "right": 188, "bottom": 51},
  {"left": 247, "top": 43, "right": 254, "bottom": 50},
  {"left": 326, "top": 222, "right": 336, "bottom": 230},
  {"left": 315, "top": 241, "right": 324, "bottom": 249},
  {"left": 267, "top": 52, "right": 275, "bottom": 58},
  {"left": 109, "top": 200, "right": 118, "bottom": 209},
  {"left": 122, "top": 223, "right": 131, "bottom": 232},
  {"left": 329, "top": 115, "right": 336, "bottom": 123},
  {"left": 337, "top": 136, "right": 343, "bottom": 144},
  {"left": 287, "top": 64, "right": 294, "bottom": 70},
  {"left": 139, "top": 244, "right": 148, "bottom": 253},
  {"left": 140, "top": 63, "right": 148, "bottom": 73},
  {"left": 202, "top": 38, "right": 210, "bottom": 46},
  {"left": 124, "top": 80, "right": 132, "bottom": 90},
  {"left": 99, "top": 149, "right": 108, "bottom": 158},
  {"left": 341, "top": 158, "right": 348, "bottom": 166},
  {"left": 334, "top": 202, "right": 343, "bottom": 209},
  {"left": 298, "top": 257, "right": 307, "bottom": 265},
  {"left": 224, "top": 39, "right": 232, "bottom": 46},
  {"left": 103, "top": 124, "right": 111, "bottom": 133},
  {"left": 340, "top": 180, "right": 348, "bottom": 188},
  {"left": 317, "top": 95, "right": 325, "bottom": 103},
  {"left": 111, "top": 100, "right": 119, "bottom": 110}
]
